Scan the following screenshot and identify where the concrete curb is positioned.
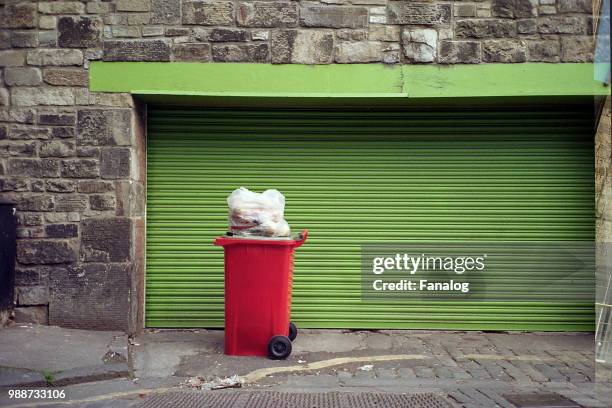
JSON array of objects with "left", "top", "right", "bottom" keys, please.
[{"left": 0, "top": 363, "right": 129, "bottom": 388}]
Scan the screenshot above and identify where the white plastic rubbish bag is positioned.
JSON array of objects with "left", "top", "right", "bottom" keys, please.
[{"left": 227, "top": 187, "right": 291, "bottom": 237}]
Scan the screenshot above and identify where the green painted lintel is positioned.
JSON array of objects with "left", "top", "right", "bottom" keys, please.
[{"left": 89, "top": 62, "right": 609, "bottom": 99}]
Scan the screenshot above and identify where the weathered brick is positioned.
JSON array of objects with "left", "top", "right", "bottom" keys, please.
[
  {"left": 212, "top": 43, "right": 269, "bottom": 62},
  {"left": 46, "top": 179, "right": 76, "bottom": 193},
  {"left": 18, "top": 240, "right": 76, "bottom": 264},
  {"left": 77, "top": 109, "right": 131, "bottom": 146},
  {"left": 17, "top": 195, "right": 54, "bottom": 211},
  {"left": 27, "top": 49, "right": 83, "bottom": 66},
  {"left": 77, "top": 180, "right": 114, "bottom": 194},
  {"left": 0, "top": 3, "right": 37, "bottom": 29},
  {"left": 4, "top": 68, "right": 42, "bottom": 86},
  {"left": 46, "top": 224, "right": 78, "bottom": 238},
  {"left": 387, "top": 2, "right": 451, "bottom": 25},
  {"left": 100, "top": 147, "right": 131, "bottom": 179},
  {"left": 116, "top": 0, "right": 150, "bottom": 12},
  {"left": 81, "top": 218, "right": 131, "bottom": 262},
  {"left": 11, "top": 87, "right": 75, "bottom": 107},
  {"left": 38, "top": 112, "right": 76, "bottom": 126},
  {"left": 456, "top": 19, "right": 517, "bottom": 38},
  {"left": 39, "top": 1, "right": 86, "bottom": 15},
  {"left": 172, "top": 43, "right": 212, "bottom": 61},
  {"left": 527, "top": 40, "right": 560, "bottom": 62},
  {"left": 492, "top": 0, "right": 536, "bottom": 18},
  {"left": 483, "top": 39, "right": 527, "bottom": 62},
  {"left": 334, "top": 41, "right": 384, "bottom": 63},
  {"left": 271, "top": 30, "right": 334, "bottom": 64},
  {"left": 102, "top": 39, "right": 171, "bottom": 62},
  {"left": 151, "top": 0, "right": 181, "bottom": 24},
  {"left": 54, "top": 194, "right": 88, "bottom": 212},
  {"left": 16, "top": 286, "right": 49, "bottom": 305},
  {"left": 182, "top": 1, "right": 234, "bottom": 25},
  {"left": 0, "top": 50, "right": 26, "bottom": 67},
  {"left": 39, "top": 140, "right": 75, "bottom": 158},
  {"left": 60, "top": 159, "right": 99, "bottom": 178},
  {"left": 300, "top": 6, "right": 368, "bottom": 28},
  {"left": 58, "top": 16, "right": 103, "bottom": 48},
  {"left": 41, "top": 68, "right": 88, "bottom": 87},
  {"left": 237, "top": 2, "right": 298, "bottom": 28},
  {"left": 209, "top": 28, "right": 250, "bottom": 42},
  {"left": 439, "top": 40, "right": 481, "bottom": 64},
  {"left": 11, "top": 31, "right": 39, "bottom": 48},
  {"left": 90, "top": 194, "right": 116, "bottom": 211}
]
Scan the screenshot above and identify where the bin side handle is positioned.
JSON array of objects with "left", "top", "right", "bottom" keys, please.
[{"left": 294, "top": 229, "right": 308, "bottom": 248}]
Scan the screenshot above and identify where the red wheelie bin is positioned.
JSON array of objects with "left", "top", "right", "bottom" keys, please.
[{"left": 214, "top": 230, "right": 308, "bottom": 359}]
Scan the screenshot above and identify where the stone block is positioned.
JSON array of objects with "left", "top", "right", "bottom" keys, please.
[
  {"left": 16, "top": 285, "right": 49, "bottom": 305},
  {"left": 7, "top": 158, "right": 43, "bottom": 177},
  {"left": 0, "top": 88, "right": 8, "bottom": 106},
  {"left": 209, "top": 28, "right": 250, "bottom": 42},
  {"left": 0, "top": 50, "right": 26, "bottom": 67},
  {"left": 31, "top": 180, "right": 45, "bottom": 192},
  {"left": 334, "top": 41, "right": 384, "bottom": 63},
  {"left": 39, "top": 16, "right": 57, "bottom": 30},
  {"left": 46, "top": 180, "right": 76, "bottom": 193},
  {"left": 0, "top": 31, "right": 9, "bottom": 49},
  {"left": 538, "top": 16, "right": 587, "bottom": 34},
  {"left": 54, "top": 194, "right": 88, "bottom": 212},
  {"left": 112, "top": 26, "right": 141, "bottom": 38},
  {"left": 45, "top": 223, "right": 78, "bottom": 238},
  {"left": 402, "top": 28, "right": 438, "bottom": 63},
  {"left": 369, "top": 26, "right": 401, "bottom": 42},
  {"left": 151, "top": 0, "right": 181, "bottom": 24},
  {"left": 102, "top": 39, "right": 171, "bottom": 62},
  {"left": 90, "top": 194, "right": 116, "bottom": 211},
  {"left": 0, "top": 177, "right": 27, "bottom": 191},
  {"left": 212, "top": 43, "right": 269, "bottom": 62},
  {"left": 271, "top": 30, "right": 334, "bottom": 64},
  {"left": 561, "top": 36, "right": 594, "bottom": 62},
  {"left": 27, "top": 49, "right": 83, "bottom": 66},
  {"left": 182, "top": 1, "right": 234, "bottom": 25},
  {"left": 439, "top": 40, "right": 481, "bottom": 64},
  {"left": 38, "top": 31, "right": 57, "bottom": 48},
  {"left": 49, "top": 263, "right": 129, "bottom": 330},
  {"left": 492, "top": 0, "right": 536, "bottom": 18},
  {"left": 172, "top": 43, "right": 212, "bottom": 61},
  {"left": 237, "top": 2, "right": 298, "bottom": 28},
  {"left": 52, "top": 127, "right": 75, "bottom": 139},
  {"left": 527, "top": 40, "right": 560, "bottom": 62},
  {"left": 482, "top": 39, "right": 527, "bottom": 62},
  {"left": 39, "top": 1, "right": 86, "bottom": 14},
  {"left": 77, "top": 109, "right": 131, "bottom": 146},
  {"left": 164, "top": 27, "right": 191, "bottom": 37},
  {"left": 58, "top": 16, "right": 103, "bottom": 48},
  {"left": 14, "top": 306, "right": 49, "bottom": 325},
  {"left": 300, "top": 6, "right": 368, "bottom": 28},
  {"left": 100, "top": 148, "right": 131, "bottom": 179},
  {"left": 143, "top": 26, "right": 165, "bottom": 37},
  {"left": 81, "top": 218, "right": 131, "bottom": 262},
  {"left": 11, "top": 31, "right": 39, "bottom": 48},
  {"left": 77, "top": 180, "right": 114, "bottom": 194},
  {"left": 0, "top": 109, "right": 36, "bottom": 124},
  {"left": 455, "top": 19, "right": 517, "bottom": 38},
  {"left": 0, "top": 3, "right": 37, "bottom": 29},
  {"left": 38, "top": 112, "right": 76, "bottom": 126},
  {"left": 8, "top": 125, "right": 51, "bottom": 140},
  {"left": 116, "top": 0, "right": 150, "bottom": 12},
  {"left": 18, "top": 240, "right": 76, "bottom": 264},
  {"left": 60, "top": 159, "right": 100, "bottom": 178},
  {"left": 39, "top": 140, "right": 75, "bottom": 158},
  {"left": 517, "top": 18, "right": 537, "bottom": 34},
  {"left": 11, "top": 87, "right": 75, "bottom": 107},
  {"left": 18, "top": 213, "right": 44, "bottom": 226},
  {"left": 336, "top": 29, "right": 367, "bottom": 41},
  {"left": 17, "top": 195, "right": 54, "bottom": 211},
  {"left": 455, "top": 4, "right": 477, "bottom": 17},
  {"left": 4, "top": 68, "right": 42, "bottom": 86},
  {"left": 557, "top": 0, "right": 592, "bottom": 13},
  {"left": 387, "top": 2, "right": 451, "bottom": 25},
  {"left": 76, "top": 146, "right": 100, "bottom": 158}
]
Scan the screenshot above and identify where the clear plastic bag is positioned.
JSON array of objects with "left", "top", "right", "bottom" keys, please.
[{"left": 227, "top": 187, "right": 291, "bottom": 237}]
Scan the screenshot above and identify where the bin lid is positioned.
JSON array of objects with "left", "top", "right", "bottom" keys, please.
[{"left": 214, "top": 230, "right": 307, "bottom": 248}]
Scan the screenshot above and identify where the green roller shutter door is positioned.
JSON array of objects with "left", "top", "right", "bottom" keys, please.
[{"left": 146, "top": 104, "right": 595, "bottom": 331}]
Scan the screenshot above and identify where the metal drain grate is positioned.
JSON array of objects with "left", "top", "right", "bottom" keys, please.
[
  {"left": 136, "top": 391, "right": 455, "bottom": 408},
  {"left": 502, "top": 393, "right": 582, "bottom": 408}
]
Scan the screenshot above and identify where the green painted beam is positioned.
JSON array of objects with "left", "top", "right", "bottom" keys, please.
[{"left": 89, "top": 62, "right": 609, "bottom": 98}]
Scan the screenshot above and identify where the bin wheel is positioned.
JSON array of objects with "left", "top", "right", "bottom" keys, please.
[
  {"left": 268, "top": 336, "right": 292, "bottom": 360},
  {"left": 288, "top": 322, "right": 298, "bottom": 342}
]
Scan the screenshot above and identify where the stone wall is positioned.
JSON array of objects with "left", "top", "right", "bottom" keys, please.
[{"left": 0, "top": 0, "right": 598, "bottom": 331}]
